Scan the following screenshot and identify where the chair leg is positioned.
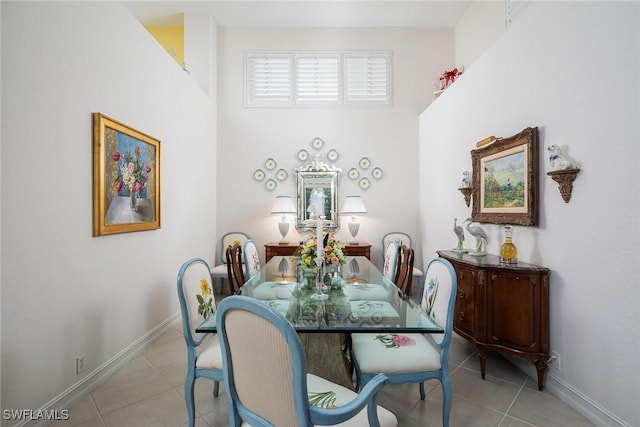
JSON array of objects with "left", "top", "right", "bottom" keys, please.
[
  {"left": 441, "top": 377, "right": 453, "bottom": 427},
  {"left": 419, "top": 382, "right": 425, "bottom": 400},
  {"left": 213, "top": 380, "right": 220, "bottom": 397},
  {"left": 184, "top": 377, "right": 196, "bottom": 427}
]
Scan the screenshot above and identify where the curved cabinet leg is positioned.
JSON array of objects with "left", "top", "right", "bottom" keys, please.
[
  {"left": 477, "top": 348, "right": 487, "bottom": 379},
  {"left": 534, "top": 359, "right": 547, "bottom": 390}
]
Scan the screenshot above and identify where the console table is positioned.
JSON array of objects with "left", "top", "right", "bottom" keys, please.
[
  {"left": 265, "top": 242, "right": 371, "bottom": 262},
  {"left": 437, "top": 250, "right": 550, "bottom": 390}
]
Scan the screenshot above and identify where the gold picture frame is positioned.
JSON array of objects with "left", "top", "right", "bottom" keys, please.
[
  {"left": 92, "top": 113, "right": 161, "bottom": 236},
  {"left": 471, "top": 127, "right": 538, "bottom": 226}
]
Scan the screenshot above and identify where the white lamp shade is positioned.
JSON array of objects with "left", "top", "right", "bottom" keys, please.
[
  {"left": 271, "top": 196, "right": 296, "bottom": 215},
  {"left": 340, "top": 196, "right": 367, "bottom": 215}
]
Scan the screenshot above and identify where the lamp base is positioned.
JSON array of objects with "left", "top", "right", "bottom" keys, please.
[
  {"left": 348, "top": 222, "right": 360, "bottom": 245},
  {"left": 278, "top": 221, "right": 289, "bottom": 245}
]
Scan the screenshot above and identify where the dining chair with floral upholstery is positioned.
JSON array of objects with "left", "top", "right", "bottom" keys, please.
[
  {"left": 242, "top": 239, "right": 261, "bottom": 280},
  {"left": 350, "top": 257, "right": 457, "bottom": 427},
  {"left": 381, "top": 232, "right": 424, "bottom": 298},
  {"left": 381, "top": 239, "right": 401, "bottom": 282},
  {"left": 216, "top": 295, "right": 398, "bottom": 427},
  {"left": 177, "top": 258, "right": 224, "bottom": 427}
]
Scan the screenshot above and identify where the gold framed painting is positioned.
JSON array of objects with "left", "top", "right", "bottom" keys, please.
[
  {"left": 92, "top": 113, "right": 161, "bottom": 236},
  {"left": 471, "top": 127, "right": 538, "bottom": 226}
]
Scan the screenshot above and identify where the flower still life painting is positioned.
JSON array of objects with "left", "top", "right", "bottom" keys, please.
[{"left": 93, "top": 113, "right": 161, "bottom": 236}]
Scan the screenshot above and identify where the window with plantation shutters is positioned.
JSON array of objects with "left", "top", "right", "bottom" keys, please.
[
  {"left": 245, "top": 53, "right": 292, "bottom": 106},
  {"left": 245, "top": 50, "right": 391, "bottom": 107},
  {"left": 295, "top": 54, "right": 340, "bottom": 105},
  {"left": 344, "top": 53, "right": 391, "bottom": 105}
]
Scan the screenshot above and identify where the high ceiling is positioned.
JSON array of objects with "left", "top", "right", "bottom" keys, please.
[{"left": 124, "top": 0, "right": 475, "bottom": 28}]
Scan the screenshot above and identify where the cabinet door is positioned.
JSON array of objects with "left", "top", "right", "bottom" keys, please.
[
  {"left": 452, "top": 263, "right": 476, "bottom": 338},
  {"left": 486, "top": 271, "right": 543, "bottom": 353}
]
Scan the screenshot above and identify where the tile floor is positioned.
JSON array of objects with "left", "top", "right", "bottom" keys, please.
[{"left": 53, "top": 290, "right": 596, "bottom": 427}]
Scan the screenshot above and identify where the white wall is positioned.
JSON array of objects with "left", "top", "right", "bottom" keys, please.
[
  {"left": 1, "top": 1, "right": 217, "bottom": 418},
  {"left": 419, "top": 2, "right": 639, "bottom": 426},
  {"left": 455, "top": 0, "right": 505, "bottom": 70},
  {"left": 216, "top": 27, "right": 454, "bottom": 268}
]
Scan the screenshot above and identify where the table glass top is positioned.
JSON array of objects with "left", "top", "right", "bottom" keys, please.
[{"left": 196, "top": 256, "right": 442, "bottom": 334}]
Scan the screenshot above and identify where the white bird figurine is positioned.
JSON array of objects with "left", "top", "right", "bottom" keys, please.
[
  {"left": 464, "top": 217, "right": 488, "bottom": 255},
  {"left": 453, "top": 218, "right": 466, "bottom": 252}
]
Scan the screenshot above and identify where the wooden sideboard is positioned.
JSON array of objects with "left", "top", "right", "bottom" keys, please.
[
  {"left": 265, "top": 242, "right": 371, "bottom": 262},
  {"left": 437, "top": 250, "right": 550, "bottom": 390}
]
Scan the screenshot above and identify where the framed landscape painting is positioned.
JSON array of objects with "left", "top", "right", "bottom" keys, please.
[
  {"left": 92, "top": 113, "right": 161, "bottom": 236},
  {"left": 471, "top": 127, "right": 538, "bottom": 226}
]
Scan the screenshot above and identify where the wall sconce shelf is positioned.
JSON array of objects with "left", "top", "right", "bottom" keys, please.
[
  {"left": 458, "top": 187, "right": 472, "bottom": 207},
  {"left": 547, "top": 168, "right": 580, "bottom": 203}
]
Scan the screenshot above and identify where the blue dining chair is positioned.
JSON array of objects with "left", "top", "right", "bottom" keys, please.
[
  {"left": 381, "top": 239, "right": 401, "bottom": 281},
  {"left": 210, "top": 231, "right": 251, "bottom": 293},
  {"left": 177, "top": 258, "right": 224, "bottom": 427},
  {"left": 216, "top": 295, "right": 398, "bottom": 427},
  {"left": 242, "top": 239, "right": 261, "bottom": 280},
  {"left": 381, "top": 231, "right": 424, "bottom": 298},
  {"left": 351, "top": 257, "right": 457, "bottom": 427}
]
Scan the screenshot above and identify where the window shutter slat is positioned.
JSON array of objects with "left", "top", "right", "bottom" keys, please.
[
  {"left": 345, "top": 53, "right": 391, "bottom": 105},
  {"left": 246, "top": 53, "right": 292, "bottom": 105}
]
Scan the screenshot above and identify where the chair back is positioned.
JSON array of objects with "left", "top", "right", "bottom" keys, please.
[
  {"left": 226, "top": 245, "right": 246, "bottom": 294},
  {"left": 381, "top": 232, "right": 412, "bottom": 264},
  {"left": 394, "top": 245, "right": 415, "bottom": 296},
  {"left": 217, "top": 296, "right": 312, "bottom": 426},
  {"left": 177, "top": 258, "right": 216, "bottom": 348},
  {"left": 219, "top": 232, "right": 251, "bottom": 265},
  {"left": 382, "top": 239, "right": 401, "bottom": 281},
  {"left": 242, "top": 239, "right": 261, "bottom": 280},
  {"left": 420, "top": 257, "right": 457, "bottom": 350}
]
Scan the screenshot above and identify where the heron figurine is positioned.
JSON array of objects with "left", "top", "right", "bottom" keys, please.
[
  {"left": 464, "top": 217, "right": 488, "bottom": 255},
  {"left": 453, "top": 218, "right": 467, "bottom": 253}
]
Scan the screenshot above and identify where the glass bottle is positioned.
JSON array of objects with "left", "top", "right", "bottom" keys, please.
[{"left": 500, "top": 225, "right": 518, "bottom": 264}]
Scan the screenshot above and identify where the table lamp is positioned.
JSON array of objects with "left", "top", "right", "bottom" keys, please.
[
  {"left": 341, "top": 195, "right": 367, "bottom": 244},
  {"left": 271, "top": 196, "right": 296, "bottom": 244}
]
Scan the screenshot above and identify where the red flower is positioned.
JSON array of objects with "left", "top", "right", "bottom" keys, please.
[
  {"left": 146, "top": 165, "right": 151, "bottom": 174},
  {"left": 112, "top": 152, "right": 120, "bottom": 161},
  {"left": 115, "top": 180, "right": 123, "bottom": 192},
  {"left": 134, "top": 146, "right": 140, "bottom": 156}
]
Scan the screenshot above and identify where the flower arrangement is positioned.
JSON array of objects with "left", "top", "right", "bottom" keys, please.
[
  {"left": 197, "top": 277, "right": 214, "bottom": 319},
  {"left": 293, "top": 233, "right": 346, "bottom": 269},
  {"left": 112, "top": 146, "right": 151, "bottom": 197}
]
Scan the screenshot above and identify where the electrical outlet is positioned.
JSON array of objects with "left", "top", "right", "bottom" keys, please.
[
  {"left": 550, "top": 351, "right": 561, "bottom": 371},
  {"left": 76, "top": 354, "right": 86, "bottom": 375}
]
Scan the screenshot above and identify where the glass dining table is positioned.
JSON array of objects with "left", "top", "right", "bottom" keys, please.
[{"left": 197, "top": 255, "right": 443, "bottom": 388}]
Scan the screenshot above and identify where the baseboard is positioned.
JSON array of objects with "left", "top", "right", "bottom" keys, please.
[
  {"left": 17, "top": 312, "right": 181, "bottom": 427},
  {"left": 509, "top": 358, "right": 630, "bottom": 427}
]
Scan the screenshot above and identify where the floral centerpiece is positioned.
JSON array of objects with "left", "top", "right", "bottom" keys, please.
[{"left": 293, "top": 232, "right": 346, "bottom": 269}]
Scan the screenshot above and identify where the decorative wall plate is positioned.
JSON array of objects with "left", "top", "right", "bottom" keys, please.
[
  {"left": 276, "top": 169, "right": 288, "bottom": 181},
  {"left": 371, "top": 167, "right": 384, "bottom": 179},
  {"left": 296, "top": 149, "right": 309, "bottom": 162},
  {"left": 348, "top": 168, "right": 360, "bottom": 180},
  {"left": 311, "top": 137, "right": 324, "bottom": 150},
  {"left": 253, "top": 169, "right": 266, "bottom": 181},
  {"left": 265, "top": 179, "right": 277, "bottom": 191},
  {"left": 359, "top": 157, "right": 371, "bottom": 169},
  {"left": 327, "top": 149, "right": 339, "bottom": 162},
  {"left": 359, "top": 177, "right": 371, "bottom": 189},
  {"left": 264, "top": 158, "right": 277, "bottom": 170}
]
